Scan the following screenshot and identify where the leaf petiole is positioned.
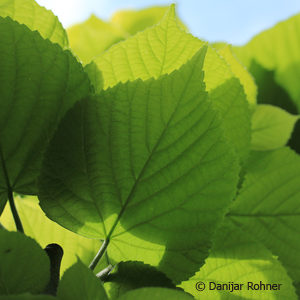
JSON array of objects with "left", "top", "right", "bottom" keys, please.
[
  {"left": 89, "top": 238, "right": 110, "bottom": 270},
  {"left": 8, "top": 189, "right": 24, "bottom": 233}
]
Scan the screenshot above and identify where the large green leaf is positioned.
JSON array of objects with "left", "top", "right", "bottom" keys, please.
[
  {"left": 0, "top": 0, "right": 68, "bottom": 47},
  {"left": 39, "top": 49, "right": 239, "bottom": 282},
  {"left": 57, "top": 260, "right": 108, "bottom": 300},
  {"left": 93, "top": 5, "right": 251, "bottom": 161},
  {"left": 0, "top": 230, "right": 50, "bottom": 295},
  {"left": 251, "top": 105, "right": 299, "bottom": 151},
  {"left": 118, "top": 287, "right": 193, "bottom": 300},
  {"left": 0, "top": 17, "right": 90, "bottom": 210},
  {"left": 180, "top": 221, "right": 297, "bottom": 299},
  {"left": 227, "top": 147, "right": 300, "bottom": 293},
  {"left": 234, "top": 13, "right": 300, "bottom": 112},
  {"left": 0, "top": 197, "right": 102, "bottom": 274}
]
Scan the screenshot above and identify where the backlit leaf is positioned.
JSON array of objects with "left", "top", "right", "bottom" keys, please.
[
  {"left": 180, "top": 221, "right": 297, "bottom": 299},
  {"left": 251, "top": 104, "right": 299, "bottom": 151},
  {"left": 0, "top": 230, "right": 50, "bottom": 295},
  {"left": 39, "top": 49, "right": 239, "bottom": 282},
  {"left": 0, "top": 17, "right": 90, "bottom": 211},
  {"left": 0, "top": 0, "right": 68, "bottom": 47},
  {"left": 227, "top": 147, "right": 300, "bottom": 292}
]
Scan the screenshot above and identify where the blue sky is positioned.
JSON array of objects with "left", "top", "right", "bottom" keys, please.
[{"left": 36, "top": 0, "right": 300, "bottom": 45}]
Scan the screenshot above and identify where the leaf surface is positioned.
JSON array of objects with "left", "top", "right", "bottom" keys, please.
[
  {"left": 217, "top": 44, "right": 257, "bottom": 105},
  {"left": 93, "top": 5, "right": 251, "bottom": 161},
  {"left": 118, "top": 287, "right": 193, "bottom": 300},
  {"left": 39, "top": 49, "right": 239, "bottom": 282},
  {"left": 57, "top": 260, "right": 108, "bottom": 300},
  {"left": 180, "top": 221, "right": 297, "bottom": 299},
  {"left": 251, "top": 105, "right": 299, "bottom": 151},
  {"left": 0, "top": 230, "right": 50, "bottom": 295},
  {"left": 234, "top": 13, "right": 300, "bottom": 111},
  {"left": 67, "top": 15, "right": 125, "bottom": 64},
  {"left": 0, "top": 17, "right": 90, "bottom": 210},
  {"left": 0, "top": 0, "right": 68, "bottom": 47},
  {"left": 227, "top": 147, "right": 300, "bottom": 292},
  {"left": 104, "top": 261, "right": 175, "bottom": 299}
]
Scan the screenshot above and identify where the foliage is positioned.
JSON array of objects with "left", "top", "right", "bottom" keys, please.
[{"left": 0, "top": 0, "right": 299, "bottom": 299}]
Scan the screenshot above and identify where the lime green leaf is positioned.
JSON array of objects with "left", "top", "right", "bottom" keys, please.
[
  {"left": 0, "top": 196, "right": 102, "bottom": 274},
  {"left": 180, "top": 221, "right": 297, "bottom": 299},
  {"left": 94, "top": 5, "right": 251, "bottom": 161},
  {"left": 104, "top": 261, "right": 175, "bottom": 299},
  {"left": 84, "top": 62, "right": 104, "bottom": 93},
  {"left": 0, "top": 230, "right": 50, "bottom": 295},
  {"left": 39, "top": 49, "right": 239, "bottom": 282},
  {"left": 251, "top": 105, "right": 299, "bottom": 150},
  {"left": 217, "top": 44, "right": 257, "bottom": 105},
  {"left": 67, "top": 6, "right": 187, "bottom": 64},
  {"left": 0, "top": 17, "right": 90, "bottom": 208},
  {"left": 57, "top": 260, "right": 108, "bottom": 300},
  {"left": 119, "top": 287, "right": 193, "bottom": 300},
  {"left": 67, "top": 15, "right": 125, "bottom": 64},
  {"left": 0, "top": 0, "right": 68, "bottom": 47},
  {"left": 111, "top": 6, "right": 187, "bottom": 35},
  {"left": 234, "top": 13, "right": 300, "bottom": 111},
  {"left": 227, "top": 147, "right": 300, "bottom": 292}
]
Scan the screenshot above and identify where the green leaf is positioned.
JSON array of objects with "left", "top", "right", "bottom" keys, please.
[
  {"left": 0, "top": 0, "right": 68, "bottom": 47},
  {"left": 67, "top": 6, "right": 187, "bottom": 65},
  {"left": 0, "top": 230, "right": 50, "bottom": 295},
  {"left": 111, "top": 6, "right": 187, "bottom": 35},
  {"left": 251, "top": 105, "right": 299, "bottom": 150},
  {"left": 93, "top": 5, "right": 251, "bottom": 161},
  {"left": 227, "top": 147, "right": 300, "bottom": 293},
  {"left": 234, "top": 13, "right": 300, "bottom": 111},
  {"left": 39, "top": 49, "right": 239, "bottom": 282},
  {"left": 57, "top": 260, "right": 108, "bottom": 300},
  {"left": 216, "top": 44, "right": 257, "bottom": 105},
  {"left": 0, "top": 196, "right": 102, "bottom": 274},
  {"left": 84, "top": 62, "right": 104, "bottom": 94},
  {"left": 180, "top": 220, "right": 297, "bottom": 299},
  {"left": 104, "top": 261, "right": 176, "bottom": 299},
  {"left": 67, "top": 15, "right": 125, "bottom": 64},
  {"left": 118, "top": 287, "right": 193, "bottom": 300},
  {"left": 0, "top": 17, "right": 90, "bottom": 209}
]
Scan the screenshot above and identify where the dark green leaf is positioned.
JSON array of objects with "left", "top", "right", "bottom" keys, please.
[{"left": 0, "top": 230, "right": 50, "bottom": 295}]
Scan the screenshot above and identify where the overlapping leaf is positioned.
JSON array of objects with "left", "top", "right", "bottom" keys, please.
[
  {"left": 0, "top": 0, "right": 68, "bottom": 47},
  {"left": 0, "top": 230, "right": 50, "bottom": 295},
  {"left": 227, "top": 147, "right": 300, "bottom": 293},
  {"left": 216, "top": 44, "right": 257, "bottom": 105},
  {"left": 234, "top": 13, "right": 300, "bottom": 111},
  {"left": 251, "top": 105, "right": 299, "bottom": 151},
  {"left": 180, "top": 221, "right": 297, "bottom": 299},
  {"left": 39, "top": 48, "right": 239, "bottom": 282},
  {"left": 67, "top": 6, "right": 186, "bottom": 64},
  {"left": 0, "top": 17, "right": 90, "bottom": 211},
  {"left": 93, "top": 5, "right": 251, "bottom": 161}
]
